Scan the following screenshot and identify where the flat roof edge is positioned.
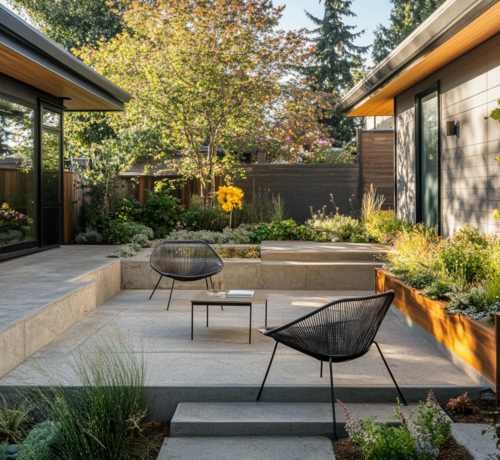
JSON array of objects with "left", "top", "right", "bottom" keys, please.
[{"left": 0, "top": 5, "right": 132, "bottom": 105}]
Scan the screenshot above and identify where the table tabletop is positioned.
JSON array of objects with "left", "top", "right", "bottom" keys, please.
[{"left": 191, "top": 291, "right": 268, "bottom": 305}]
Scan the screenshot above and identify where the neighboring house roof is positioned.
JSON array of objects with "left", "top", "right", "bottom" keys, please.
[
  {"left": 0, "top": 5, "right": 132, "bottom": 111},
  {"left": 336, "top": 0, "right": 500, "bottom": 117}
]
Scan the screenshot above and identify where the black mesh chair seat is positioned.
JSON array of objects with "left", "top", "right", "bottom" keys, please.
[
  {"left": 256, "top": 291, "right": 407, "bottom": 441},
  {"left": 149, "top": 240, "right": 224, "bottom": 309}
]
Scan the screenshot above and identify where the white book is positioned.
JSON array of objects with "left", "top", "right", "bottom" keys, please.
[{"left": 227, "top": 290, "right": 254, "bottom": 298}]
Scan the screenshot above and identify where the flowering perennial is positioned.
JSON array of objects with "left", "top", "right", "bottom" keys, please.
[{"left": 217, "top": 186, "right": 244, "bottom": 213}]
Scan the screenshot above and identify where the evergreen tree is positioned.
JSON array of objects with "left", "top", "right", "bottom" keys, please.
[
  {"left": 305, "top": 0, "right": 369, "bottom": 142},
  {"left": 372, "top": 0, "right": 445, "bottom": 64}
]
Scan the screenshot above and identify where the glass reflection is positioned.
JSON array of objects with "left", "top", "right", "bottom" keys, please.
[
  {"left": 42, "top": 130, "right": 60, "bottom": 203},
  {"left": 42, "top": 110, "right": 61, "bottom": 128},
  {"left": 0, "top": 97, "right": 35, "bottom": 246}
]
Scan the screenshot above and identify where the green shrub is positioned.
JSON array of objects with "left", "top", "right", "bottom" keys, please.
[
  {"left": 350, "top": 233, "right": 369, "bottom": 243},
  {"left": 403, "top": 267, "right": 436, "bottom": 290},
  {"left": 108, "top": 244, "right": 141, "bottom": 258},
  {"left": 446, "top": 284, "right": 491, "bottom": 320},
  {"left": 252, "top": 219, "right": 311, "bottom": 243},
  {"left": 116, "top": 196, "right": 143, "bottom": 222},
  {"left": 0, "top": 229, "right": 24, "bottom": 245},
  {"left": 327, "top": 216, "right": 363, "bottom": 242},
  {"left": 164, "top": 228, "right": 252, "bottom": 244},
  {"left": 437, "top": 225, "right": 489, "bottom": 283},
  {"left": 131, "top": 233, "right": 151, "bottom": 248},
  {"left": 0, "top": 442, "right": 7, "bottom": 460},
  {"left": 75, "top": 227, "right": 103, "bottom": 245},
  {"left": 35, "top": 329, "right": 148, "bottom": 460},
  {"left": 421, "top": 275, "right": 454, "bottom": 300},
  {"left": 106, "top": 221, "right": 153, "bottom": 245},
  {"left": 143, "top": 188, "right": 185, "bottom": 237}
]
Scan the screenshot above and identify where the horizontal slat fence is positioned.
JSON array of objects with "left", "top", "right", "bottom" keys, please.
[{"left": 235, "top": 164, "right": 360, "bottom": 223}]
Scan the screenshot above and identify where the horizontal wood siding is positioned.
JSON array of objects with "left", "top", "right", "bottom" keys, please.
[
  {"left": 375, "top": 268, "right": 496, "bottom": 385},
  {"left": 235, "top": 164, "right": 360, "bottom": 223},
  {"left": 359, "top": 130, "right": 395, "bottom": 210}
]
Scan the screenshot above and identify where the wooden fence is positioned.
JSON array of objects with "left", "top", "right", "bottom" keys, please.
[{"left": 356, "top": 128, "right": 395, "bottom": 210}]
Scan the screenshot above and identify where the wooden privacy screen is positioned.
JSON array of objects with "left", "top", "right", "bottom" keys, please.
[{"left": 356, "top": 129, "right": 395, "bottom": 211}]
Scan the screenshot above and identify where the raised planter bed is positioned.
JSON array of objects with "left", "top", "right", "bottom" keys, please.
[{"left": 375, "top": 268, "right": 497, "bottom": 389}]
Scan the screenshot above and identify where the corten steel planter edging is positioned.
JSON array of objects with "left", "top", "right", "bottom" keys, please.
[{"left": 375, "top": 268, "right": 496, "bottom": 389}]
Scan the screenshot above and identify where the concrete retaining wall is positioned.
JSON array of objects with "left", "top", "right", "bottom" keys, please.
[{"left": 0, "top": 260, "right": 121, "bottom": 377}]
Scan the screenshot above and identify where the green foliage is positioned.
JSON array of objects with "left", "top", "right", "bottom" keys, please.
[
  {"left": 350, "top": 233, "right": 369, "bottom": 243},
  {"left": 35, "top": 329, "right": 148, "bottom": 460},
  {"left": 251, "top": 220, "right": 312, "bottom": 243},
  {"left": 446, "top": 284, "right": 491, "bottom": 320},
  {"left": 105, "top": 221, "right": 153, "bottom": 245},
  {"left": 364, "top": 210, "right": 415, "bottom": 244},
  {"left": 372, "top": 0, "right": 446, "bottom": 64},
  {"left": 117, "top": 196, "right": 144, "bottom": 223},
  {"left": 437, "top": 226, "right": 489, "bottom": 283},
  {"left": 327, "top": 216, "right": 363, "bottom": 242},
  {"left": 108, "top": 244, "right": 141, "bottom": 259},
  {"left": 143, "top": 189, "right": 184, "bottom": 238},
  {"left": 402, "top": 266, "right": 436, "bottom": 290},
  {"left": 340, "top": 392, "right": 450, "bottom": 459},
  {"left": 0, "top": 442, "right": 7, "bottom": 460},
  {"left": 420, "top": 275, "right": 454, "bottom": 301},
  {"left": 17, "top": 421, "right": 60, "bottom": 460},
  {"left": 0, "top": 395, "right": 33, "bottom": 443},
  {"left": 75, "top": 227, "right": 103, "bottom": 245},
  {"left": 215, "top": 246, "right": 261, "bottom": 259},
  {"left": 164, "top": 228, "right": 253, "bottom": 245}
]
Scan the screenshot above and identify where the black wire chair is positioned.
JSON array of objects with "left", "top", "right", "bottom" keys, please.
[
  {"left": 255, "top": 291, "right": 406, "bottom": 440},
  {"left": 149, "top": 240, "right": 224, "bottom": 310}
]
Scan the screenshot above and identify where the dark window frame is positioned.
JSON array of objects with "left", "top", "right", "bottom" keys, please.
[{"left": 415, "top": 81, "right": 441, "bottom": 235}]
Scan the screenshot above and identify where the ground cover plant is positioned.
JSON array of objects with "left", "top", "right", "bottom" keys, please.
[
  {"left": 338, "top": 392, "right": 451, "bottom": 460},
  {"left": 385, "top": 223, "right": 500, "bottom": 324}
]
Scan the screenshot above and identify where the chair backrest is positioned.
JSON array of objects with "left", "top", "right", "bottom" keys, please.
[
  {"left": 269, "top": 291, "right": 395, "bottom": 360},
  {"left": 150, "top": 240, "right": 223, "bottom": 278}
]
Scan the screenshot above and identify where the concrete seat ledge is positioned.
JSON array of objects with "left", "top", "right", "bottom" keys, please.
[{"left": 170, "top": 402, "right": 421, "bottom": 438}]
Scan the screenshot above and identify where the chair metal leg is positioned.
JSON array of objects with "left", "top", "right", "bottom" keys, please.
[
  {"left": 329, "top": 357, "right": 338, "bottom": 441},
  {"left": 167, "top": 280, "right": 175, "bottom": 311},
  {"left": 256, "top": 342, "right": 278, "bottom": 401},
  {"left": 320, "top": 361, "right": 323, "bottom": 378},
  {"left": 206, "top": 278, "right": 209, "bottom": 290},
  {"left": 149, "top": 275, "right": 162, "bottom": 300},
  {"left": 373, "top": 341, "right": 407, "bottom": 406}
]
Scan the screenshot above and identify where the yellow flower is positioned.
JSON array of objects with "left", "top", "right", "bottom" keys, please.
[{"left": 218, "top": 186, "right": 244, "bottom": 213}]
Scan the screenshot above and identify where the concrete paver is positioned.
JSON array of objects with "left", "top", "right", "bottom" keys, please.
[{"left": 157, "top": 437, "right": 336, "bottom": 460}]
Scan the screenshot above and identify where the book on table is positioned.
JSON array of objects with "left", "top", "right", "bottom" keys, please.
[{"left": 227, "top": 290, "right": 254, "bottom": 298}]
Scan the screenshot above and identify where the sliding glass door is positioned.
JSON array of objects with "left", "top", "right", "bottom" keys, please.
[{"left": 416, "top": 87, "right": 440, "bottom": 230}]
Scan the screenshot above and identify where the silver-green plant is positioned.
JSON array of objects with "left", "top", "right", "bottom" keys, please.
[{"left": 16, "top": 421, "right": 60, "bottom": 460}]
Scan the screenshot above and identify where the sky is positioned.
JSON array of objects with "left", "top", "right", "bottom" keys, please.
[{"left": 0, "top": 0, "right": 392, "bottom": 65}]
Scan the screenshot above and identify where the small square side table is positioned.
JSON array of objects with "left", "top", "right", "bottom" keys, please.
[{"left": 190, "top": 292, "right": 268, "bottom": 344}]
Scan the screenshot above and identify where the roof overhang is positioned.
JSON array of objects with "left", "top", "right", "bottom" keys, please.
[
  {"left": 337, "top": 0, "right": 500, "bottom": 117},
  {"left": 0, "top": 5, "right": 132, "bottom": 111}
]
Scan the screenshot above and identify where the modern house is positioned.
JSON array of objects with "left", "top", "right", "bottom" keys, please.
[
  {"left": 0, "top": 5, "right": 131, "bottom": 260},
  {"left": 337, "top": 0, "right": 500, "bottom": 236}
]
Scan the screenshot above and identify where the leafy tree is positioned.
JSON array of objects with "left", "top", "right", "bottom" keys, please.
[
  {"left": 7, "top": 0, "right": 126, "bottom": 51},
  {"left": 304, "top": 0, "right": 369, "bottom": 142},
  {"left": 372, "top": 0, "right": 445, "bottom": 64},
  {"left": 76, "top": 0, "right": 335, "bottom": 196}
]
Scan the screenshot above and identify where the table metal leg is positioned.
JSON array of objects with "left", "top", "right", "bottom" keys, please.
[
  {"left": 265, "top": 299, "right": 268, "bottom": 327},
  {"left": 206, "top": 305, "right": 209, "bottom": 327},
  {"left": 249, "top": 303, "right": 252, "bottom": 344},
  {"left": 191, "top": 303, "right": 194, "bottom": 340}
]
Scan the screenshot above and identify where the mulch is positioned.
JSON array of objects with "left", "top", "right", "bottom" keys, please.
[
  {"left": 440, "top": 398, "right": 496, "bottom": 424},
  {"left": 332, "top": 437, "right": 473, "bottom": 460},
  {"left": 136, "top": 421, "right": 171, "bottom": 460}
]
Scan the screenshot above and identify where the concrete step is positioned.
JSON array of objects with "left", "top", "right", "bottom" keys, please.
[
  {"left": 261, "top": 241, "right": 391, "bottom": 262},
  {"left": 157, "top": 436, "right": 336, "bottom": 460},
  {"left": 170, "top": 402, "right": 420, "bottom": 438}
]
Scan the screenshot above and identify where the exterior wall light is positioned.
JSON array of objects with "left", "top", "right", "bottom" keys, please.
[{"left": 446, "top": 120, "right": 456, "bottom": 136}]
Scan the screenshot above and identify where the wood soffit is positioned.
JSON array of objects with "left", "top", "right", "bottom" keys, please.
[
  {"left": 348, "top": 2, "right": 500, "bottom": 117},
  {"left": 0, "top": 44, "right": 122, "bottom": 111}
]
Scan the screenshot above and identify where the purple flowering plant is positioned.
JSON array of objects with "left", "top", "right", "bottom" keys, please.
[{"left": 338, "top": 391, "right": 450, "bottom": 459}]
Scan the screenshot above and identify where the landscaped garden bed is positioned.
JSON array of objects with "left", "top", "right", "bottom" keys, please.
[{"left": 375, "top": 268, "right": 496, "bottom": 386}]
